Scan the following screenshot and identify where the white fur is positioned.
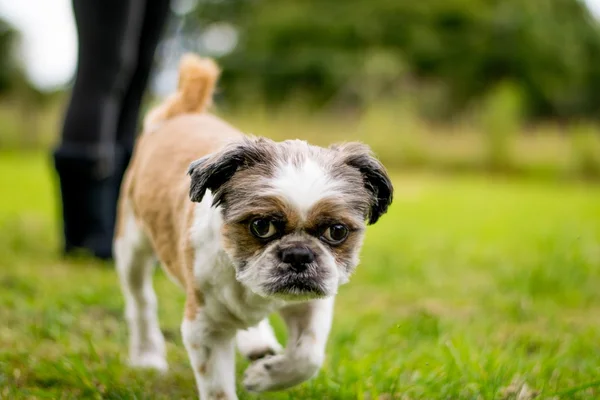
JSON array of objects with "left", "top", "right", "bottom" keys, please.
[
  {"left": 114, "top": 205, "right": 167, "bottom": 372},
  {"left": 236, "top": 319, "right": 283, "bottom": 359},
  {"left": 189, "top": 193, "right": 283, "bottom": 328},
  {"left": 181, "top": 313, "right": 237, "bottom": 399},
  {"left": 243, "top": 297, "right": 334, "bottom": 392},
  {"left": 181, "top": 193, "right": 336, "bottom": 397},
  {"left": 269, "top": 158, "right": 343, "bottom": 217},
  {"left": 235, "top": 238, "right": 342, "bottom": 300}
]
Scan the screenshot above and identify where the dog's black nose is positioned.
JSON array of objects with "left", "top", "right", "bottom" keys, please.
[{"left": 280, "top": 246, "right": 315, "bottom": 272}]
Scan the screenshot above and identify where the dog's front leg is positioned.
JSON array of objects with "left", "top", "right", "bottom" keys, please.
[
  {"left": 242, "top": 297, "right": 334, "bottom": 392},
  {"left": 182, "top": 312, "right": 237, "bottom": 400}
]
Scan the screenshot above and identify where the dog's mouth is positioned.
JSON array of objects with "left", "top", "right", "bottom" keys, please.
[
  {"left": 264, "top": 273, "right": 331, "bottom": 300},
  {"left": 235, "top": 260, "right": 336, "bottom": 300}
]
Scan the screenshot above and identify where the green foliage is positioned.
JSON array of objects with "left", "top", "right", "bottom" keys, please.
[
  {"left": 0, "top": 18, "right": 18, "bottom": 96},
  {"left": 186, "top": 0, "right": 600, "bottom": 120},
  {"left": 480, "top": 81, "right": 523, "bottom": 171},
  {"left": 1, "top": 153, "right": 600, "bottom": 398},
  {"left": 570, "top": 122, "right": 600, "bottom": 178}
]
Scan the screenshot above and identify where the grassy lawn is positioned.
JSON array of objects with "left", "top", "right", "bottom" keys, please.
[{"left": 1, "top": 151, "right": 599, "bottom": 399}]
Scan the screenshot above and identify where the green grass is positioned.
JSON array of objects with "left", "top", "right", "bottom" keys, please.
[{"left": 1, "top": 151, "right": 600, "bottom": 399}]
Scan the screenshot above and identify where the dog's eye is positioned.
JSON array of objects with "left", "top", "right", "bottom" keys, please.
[
  {"left": 321, "top": 224, "right": 349, "bottom": 244},
  {"left": 250, "top": 218, "right": 278, "bottom": 239}
]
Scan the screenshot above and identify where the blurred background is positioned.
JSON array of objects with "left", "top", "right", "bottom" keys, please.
[{"left": 1, "top": 0, "right": 600, "bottom": 178}]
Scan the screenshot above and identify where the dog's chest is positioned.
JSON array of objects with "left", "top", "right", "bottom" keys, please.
[{"left": 201, "top": 255, "right": 281, "bottom": 329}]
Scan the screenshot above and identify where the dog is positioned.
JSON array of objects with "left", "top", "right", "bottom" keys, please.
[{"left": 114, "top": 54, "right": 393, "bottom": 399}]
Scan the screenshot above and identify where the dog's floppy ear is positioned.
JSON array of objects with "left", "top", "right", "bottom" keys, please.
[
  {"left": 331, "top": 142, "right": 393, "bottom": 224},
  {"left": 188, "top": 138, "right": 270, "bottom": 206}
]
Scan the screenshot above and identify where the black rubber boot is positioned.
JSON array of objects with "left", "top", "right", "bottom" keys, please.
[{"left": 52, "top": 145, "right": 122, "bottom": 261}]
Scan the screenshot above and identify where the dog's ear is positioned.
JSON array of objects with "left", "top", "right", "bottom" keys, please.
[
  {"left": 188, "top": 138, "right": 270, "bottom": 206},
  {"left": 331, "top": 142, "right": 393, "bottom": 224}
]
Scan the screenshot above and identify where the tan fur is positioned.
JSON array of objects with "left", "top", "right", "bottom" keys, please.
[
  {"left": 305, "top": 198, "right": 364, "bottom": 231},
  {"left": 117, "top": 53, "right": 238, "bottom": 318},
  {"left": 220, "top": 195, "right": 301, "bottom": 265},
  {"left": 143, "top": 54, "right": 220, "bottom": 132},
  {"left": 118, "top": 107, "right": 241, "bottom": 319}
]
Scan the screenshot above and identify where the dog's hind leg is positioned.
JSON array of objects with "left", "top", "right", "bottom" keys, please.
[
  {"left": 236, "top": 318, "right": 283, "bottom": 361},
  {"left": 115, "top": 206, "right": 167, "bottom": 372}
]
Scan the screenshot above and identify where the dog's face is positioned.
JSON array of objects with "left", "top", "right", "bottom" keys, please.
[{"left": 188, "top": 138, "right": 393, "bottom": 300}]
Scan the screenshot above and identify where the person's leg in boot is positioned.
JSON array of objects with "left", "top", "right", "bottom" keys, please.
[
  {"left": 110, "top": 0, "right": 172, "bottom": 232},
  {"left": 54, "top": 0, "right": 148, "bottom": 260}
]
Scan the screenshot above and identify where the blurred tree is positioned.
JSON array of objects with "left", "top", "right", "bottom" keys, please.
[
  {"left": 0, "top": 17, "right": 19, "bottom": 96},
  {"left": 0, "top": 17, "right": 60, "bottom": 148},
  {"left": 165, "top": 0, "right": 600, "bottom": 120}
]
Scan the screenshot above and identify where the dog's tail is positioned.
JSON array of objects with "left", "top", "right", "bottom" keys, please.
[{"left": 143, "top": 54, "right": 220, "bottom": 132}]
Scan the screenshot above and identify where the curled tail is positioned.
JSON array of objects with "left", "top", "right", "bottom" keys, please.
[{"left": 143, "top": 54, "right": 220, "bottom": 132}]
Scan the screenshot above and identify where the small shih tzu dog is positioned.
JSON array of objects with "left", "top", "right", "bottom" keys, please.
[{"left": 114, "top": 54, "right": 393, "bottom": 399}]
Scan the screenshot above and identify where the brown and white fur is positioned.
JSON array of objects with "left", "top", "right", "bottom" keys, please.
[{"left": 114, "top": 53, "right": 393, "bottom": 399}]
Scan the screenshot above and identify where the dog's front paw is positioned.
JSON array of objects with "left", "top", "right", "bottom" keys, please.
[
  {"left": 236, "top": 322, "right": 283, "bottom": 361},
  {"left": 239, "top": 339, "right": 282, "bottom": 362},
  {"left": 243, "top": 353, "right": 319, "bottom": 393},
  {"left": 129, "top": 352, "right": 168, "bottom": 373},
  {"left": 243, "top": 355, "right": 282, "bottom": 392}
]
